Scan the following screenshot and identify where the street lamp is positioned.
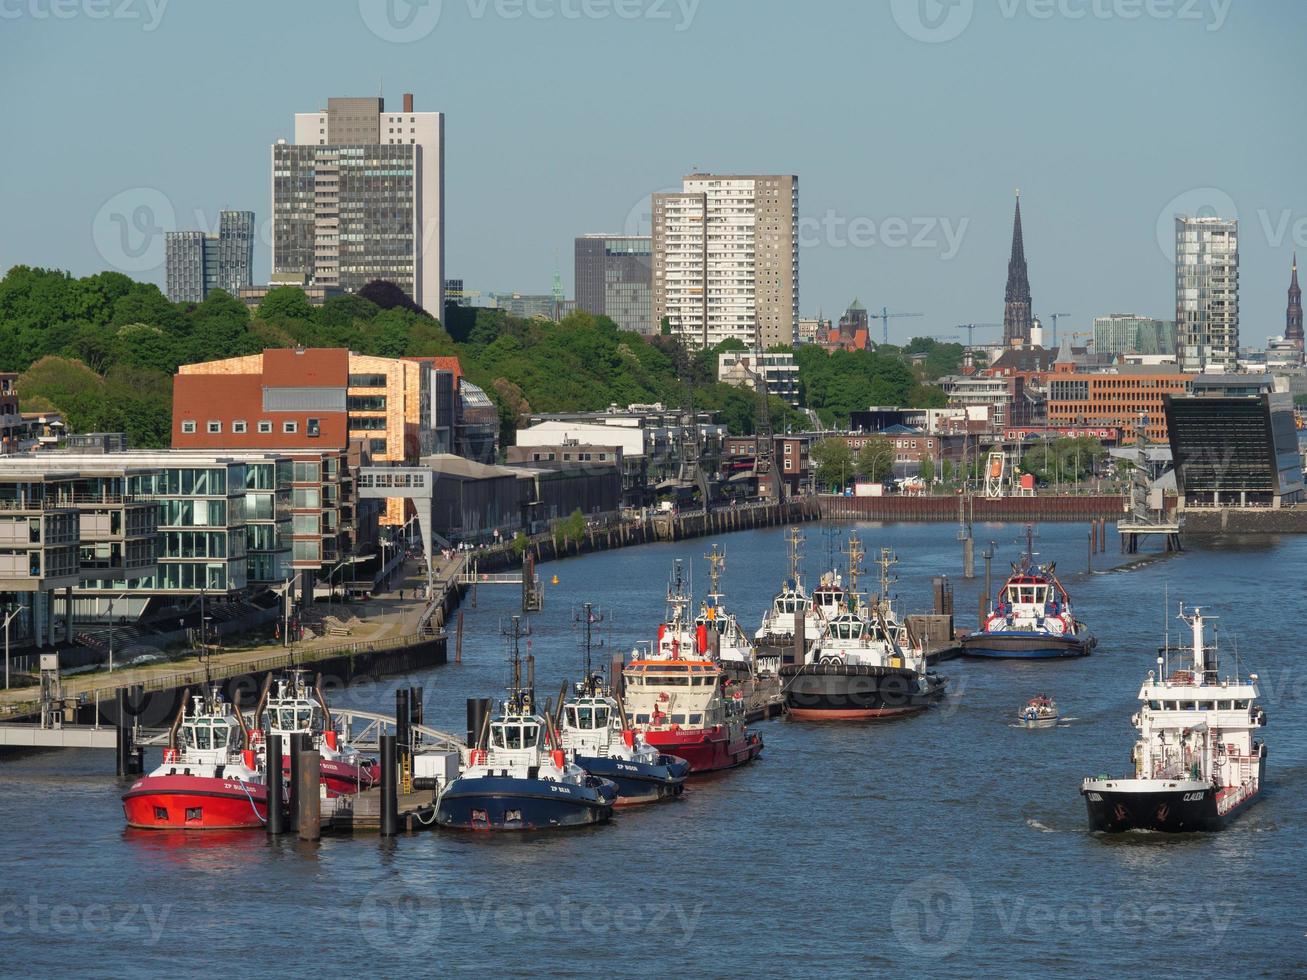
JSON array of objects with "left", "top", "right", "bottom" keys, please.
[
  {"left": 106, "top": 592, "right": 129, "bottom": 673},
  {"left": 3, "top": 604, "right": 22, "bottom": 690}
]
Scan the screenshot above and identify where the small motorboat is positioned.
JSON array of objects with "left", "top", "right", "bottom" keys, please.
[{"left": 1018, "top": 695, "right": 1059, "bottom": 729}]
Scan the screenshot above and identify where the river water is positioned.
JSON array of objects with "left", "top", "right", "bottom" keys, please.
[{"left": 2, "top": 522, "right": 1304, "bottom": 978}]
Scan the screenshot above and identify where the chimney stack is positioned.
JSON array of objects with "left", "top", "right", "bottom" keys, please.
[{"left": 403, "top": 92, "right": 414, "bottom": 113}]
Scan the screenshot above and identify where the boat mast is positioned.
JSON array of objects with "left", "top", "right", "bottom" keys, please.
[
  {"left": 844, "top": 533, "right": 865, "bottom": 611},
  {"left": 876, "top": 547, "right": 898, "bottom": 614},
  {"left": 786, "top": 527, "right": 804, "bottom": 587},
  {"left": 504, "top": 615, "right": 533, "bottom": 712},
  {"left": 705, "top": 544, "right": 726, "bottom": 605}
]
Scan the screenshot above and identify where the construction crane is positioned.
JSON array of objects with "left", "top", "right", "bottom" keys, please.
[
  {"left": 872, "top": 307, "right": 923, "bottom": 346},
  {"left": 1044, "top": 313, "right": 1072, "bottom": 345},
  {"left": 956, "top": 323, "right": 1003, "bottom": 347},
  {"left": 923, "top": 334, "right": 960, "bottom": 342}
]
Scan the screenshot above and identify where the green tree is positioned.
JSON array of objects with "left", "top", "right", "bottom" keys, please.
[
  {"left": 810, "top": 437, "right": 854, "bottom": 491},
  {"left": 919, "top": 456, "right": 936, "bottom": 485},
  {"left": 855, "top": 437, "right": 896, "bottom": 483},
  {"left": 257, "top": 286, "right": 316, "bottom": 323}
]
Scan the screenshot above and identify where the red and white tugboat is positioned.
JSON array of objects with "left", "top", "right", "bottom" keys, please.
[
  {"left": 694, "top": 545, "right": 759, "bottom": 678},
  {"left": 622, "top": 567, "right": 763, "bottom": 773},
  {"left": 1081, "top": 604, "right": 1268, "bottom": 833},
  {"left": 258, "top": 670, "right": 378, "bottom": 796},
  {"left": 122, "top": 688, "right": 271, "bottom": 830}
]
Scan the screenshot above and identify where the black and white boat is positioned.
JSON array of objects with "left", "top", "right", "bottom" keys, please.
[
  {"left": 436, "top": 617, "right": 618, "bottom": 831},
  {"left": 754, "top": 528, "right": 826, "bottom": 670},
  {"left": 558, "top": 604, "right": 690, "bottom": 805},
  {"left": 1080, "top": 604, "right": 1268, "bottom": 833}
]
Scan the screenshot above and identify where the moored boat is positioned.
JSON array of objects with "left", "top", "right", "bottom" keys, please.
[
  {"left": 436, "top": 617, "right": 617, "bottom": 831},
  {"left": 962, "top": 526, "right": 1095, "bottom": 659},
  {"left": 257, "top": 670, "right": 378, "bottom": 796},
  {"left": 122, "top": 688, "right": 270, "bottom": 830},
  {"left": 754, "top": 528, "right": 826, "bottom": 671},
  {"left": 781, "top": 539, "right": 947, "bottom": 721},
  {"left": 1080, "top": 604, "right": 1267, "bottom": 833},
  {"left": 695, "top": 545, "right": 759, "bottom": 679}
]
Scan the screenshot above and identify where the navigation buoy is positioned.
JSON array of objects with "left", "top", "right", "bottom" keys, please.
[{"left": 551, "top": 575, "right": 559, "bottom": 585}]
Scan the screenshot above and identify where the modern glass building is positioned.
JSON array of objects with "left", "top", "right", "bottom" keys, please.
[
  {"left": 164, "top": 211, "right": 255, "bottom": 303},
  {"left": 1175, "top": 216, "right": 1239, "bottom": 372},
  {"left": 1093, "top": 315, "right": 1176, "bottom": 356},
  {"left": 574, "top": 235, "right": 653, "bottom": 334}
]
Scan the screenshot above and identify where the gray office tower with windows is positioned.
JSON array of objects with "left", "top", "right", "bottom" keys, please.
[
  {"left": 272, "top": 94, "right": 445, "bottom": 317},
  {"left": 165, "top": 210, "right": 255, "bottom": 303},
  {"left": 575, "top": 234, "right": 653, "bottom": 334}
]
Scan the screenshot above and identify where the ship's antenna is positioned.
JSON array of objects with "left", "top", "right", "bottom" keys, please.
[
  {"left": 572, "top": 602, "right": 606, "bottom": 694},
  {"left": 787, "top": 527, "right": 804, "bottom": 587},
  {"left": 705, "top": 544, "right": 725, "bottom": 603},
  {"left": 844, "top": 533, "right": 865, "bottom": 609},
  {"left": 501, "top": 615, "right": 532, "bottom": 711}
]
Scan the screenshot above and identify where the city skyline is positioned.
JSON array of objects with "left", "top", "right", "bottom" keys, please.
[{"left": 2, "top": 2, "right": 1305, "bottom": 345}]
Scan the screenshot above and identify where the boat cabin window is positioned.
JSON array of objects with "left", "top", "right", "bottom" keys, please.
[
  {"left": 670, "top": 714, "right": 685, "bottom": 725},
  {"left": 594, "top": 706, "right": 610, "bottom": 727},
  {"left": 1199, "top": 701, "right": 1214, "bottom": 711},
  {"left": 633, "top": 713, "right": 649, "bottom": 725},
  {"left": 212, "top": 725, "right": 229, "bottom": 749},
  {"left": 1148, "top": 700, "right": 1161, "bottom": 710},
  {"left": 1235, "top": 700, "right": 1249, "bottom": 709},
  {"left": 1164, "top": 701, "right": 1179, "bottom": 710},
  {"left": 491, "top": 722, "right": 540, "bottom": 750},
  {"left": 831, "top": 618, "right": 863, "bottom": 641},
  {"left": 190, "top": 723, "right": 211, "bottom": 751},
  {"left": 689, "top": 714, "right": 702, "bottom": 725},
  {"left": 651, "top": 673, "right": 689, "bottom": 686},
  {"left": 1218, "top": 700, "right": 1233, "bottom": 710}
]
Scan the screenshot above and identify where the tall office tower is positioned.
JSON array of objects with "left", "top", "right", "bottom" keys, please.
[
  {"left": 574, "top": 234, "right": 654, "bottom": 334},
  {"left": 1286, "top": 254, "right": 1303, "bottom": 353},
  {"left": 1003, "top": 191, "right": 1033, "bottom": 348},
  {"left": 1175, "top": 216, "right": 1239, "bottom": 372},
  {"left": 272, "top": 93, "right": 444, "bottom": 318},
  {"left": 651, "top": 173, "right": 799, "bottom": 350},
  {"left": 165, "top": 210, "right": 255, "bottom": 303}
]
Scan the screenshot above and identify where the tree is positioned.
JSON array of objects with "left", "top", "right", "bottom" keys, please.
[
  {"left": 940, "top": 458, "right": 955, "bottom": 485},
  {"left": 257, "top": 286, "right": 316, "bottom": 323},
  {"left": 856, "top": 437, "right": 896, "bottom": 484},
  {"left": 919, "top": 456, "right": 936, "bottom": 485},
  {"left": 810, "top": 438, "right": 854, "bottom": 491},
  {"left": 359, "top": 279, "right": 427, "bottom": 316}
]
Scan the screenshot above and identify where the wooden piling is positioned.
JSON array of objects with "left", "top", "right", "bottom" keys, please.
[{"left": 297, "top": 750, "right": 321, "bottom": 841}]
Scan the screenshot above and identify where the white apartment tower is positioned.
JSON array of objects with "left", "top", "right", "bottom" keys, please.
[
  {"left": 1175, "top": 216, "right": 1239, "bottom": 372},
  {"left": 272, "top": 94, "right": 444, "bottom": 318},
  {"left": 652, "top": 174, "right": 799, "bottom": 350}
]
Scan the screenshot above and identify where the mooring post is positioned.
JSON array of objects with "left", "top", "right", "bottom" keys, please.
[
  {"left": 411, "top": 686, "right": 423, "bottom": 728},
  {"left": 380, "top": 734, "right": 398, "bottom": 837},
  {"left": 455, "top": 610, "right": 464, "bottom": 664},
  {"left": 266, "top": 733, "right": 285, "bottom": 835},
  {"left": 793, "top": 609, "right": 806, "bottom": 667},
  {"left": 395, "top": 688, "right": 411, "bottom": 763},
  {"left": 287, "top": 732, "right": 305, "bottom": 832},
  {"left": 1088, "top": 532, "right": 1093, "bottom": 573},
  {"left": 115, "top": 688, "right": 129, "bottom": 777},
  {"left": 297, "top": 749, "right": 321, "bottom": 842}
]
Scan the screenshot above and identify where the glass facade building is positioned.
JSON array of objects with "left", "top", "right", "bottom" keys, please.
[
  {"left": 165, "top": 211, "right": 254, "bottom": 303},
  {"left": 575, "top": 235, "right": 653, "bottom": 334},
  {"left": 1093, "top": 315, "right": 1176, "bottom": 356},
  {"left": 1176, "top": 216, "right": 1239, "bottom": 372}
]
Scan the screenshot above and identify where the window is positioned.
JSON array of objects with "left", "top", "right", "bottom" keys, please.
[
  {"left": 181, "top": 421, "right": 196, "bottom": 434},
  {"left": 283, "top": 421, "right": 298, "bottom": 434},
  {"left": 369, "top": 439, "right": 387, "bottom": 455},
  {"left": 258, "top": 421, "right": 272, "bottom": 434},
  {"left": 307, "top": 418, "right": 321, "bottom": 438},
  {"left": 207, "top": 421, "right": 222, "bottom": 434},
  {"left": 232, "top": 421, "right": 247, "bottom": 434}
]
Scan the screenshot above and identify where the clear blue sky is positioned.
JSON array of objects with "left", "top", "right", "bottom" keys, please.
[{"left": 2, "top": 0, "right": 1303, "bottom": 345}]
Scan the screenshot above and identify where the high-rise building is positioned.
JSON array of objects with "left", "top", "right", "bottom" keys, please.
[
  {"left": 165, "top": 210, "right": 254, "bottom": 303},
  {"left": 272, "top": 93, "right": 444, "bottom": 318},
  {"left": 652, "top": 174, "right": 799, "bottom": 350},
  {"left": 1093, "top": 314, "right": 1176, "bottom": 356},
  {"left": 1003, "top": 191, "right": 1033, "bottom": 348},
  {"left": 1286, "top": 253, "right": 1303, "bottom": 354},
  {"left": 574, "top": 234, "right": 653, "bottom": 334},
  {"left": 1175, "top": 216, "right": 1239, "bottom": 372}
]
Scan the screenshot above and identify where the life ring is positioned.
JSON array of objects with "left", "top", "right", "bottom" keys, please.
[{"left": 658, "top": 692, "right": 670, "bottom": 703}]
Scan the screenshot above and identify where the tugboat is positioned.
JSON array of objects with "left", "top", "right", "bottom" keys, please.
[
  {"left": 781, "top": 538, "right": 947, "bottom": 721},
  {"left": 754, "top": 528, "right": 826, "bottom": 670},
  {"left": 257, "top": 670, "right": 378, "bottom": 796},
  {"left": 962, "top": 525, "right": 1096, "bottom": 659},
  {"left": 1081, "top": 604, "right": 1267, "bottom": 833},
  {"left": 559, "top": 604, "right": 690, "bottom": 805},
  {"left": 122, "top": 688, "right": 271, "bottom": 830},
  {"left": 1017, "top": 694, "right": 1060, "bottom": 729},
  {"left": 695, "top": 545, "right": 759, "bottom": 678},
  {"left": 436, "top": 617, "right": 618, "bottom": 831},
  {"left": 622, "top": 574, "right": 764, "bottom": 774}
]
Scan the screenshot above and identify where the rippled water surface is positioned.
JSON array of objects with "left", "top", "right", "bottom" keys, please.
[{"left": 2, "top": 522, "right": 1304, "bottom": 977}]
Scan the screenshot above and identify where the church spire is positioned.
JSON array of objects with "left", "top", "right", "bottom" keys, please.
[
  {"left": 1003, "top": 190, "right": 1033, "bottom": 347},
  {"left": 1287, "top": 252, "right": 1303, "bottom": 350}
]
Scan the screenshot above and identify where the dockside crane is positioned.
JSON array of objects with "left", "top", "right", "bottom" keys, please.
[{"left": 956, "top": 323, "right": 1003, "bottom": 347}]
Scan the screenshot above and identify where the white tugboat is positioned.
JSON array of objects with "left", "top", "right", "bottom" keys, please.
[
  {"left": 695, "top": 545, "right": 759, "bottom": 677},
  {"left": 781, "top": 539, "right": 947, "bottom": 721},
  {"left": 1081, "top": 604, "right": 1268, "bottom": 833},
  {"left": 755, "top": 528, "right": 826, "bottom": 670},
  {"left": 558, "top": 603, "right": 690, "bottom": 805}
]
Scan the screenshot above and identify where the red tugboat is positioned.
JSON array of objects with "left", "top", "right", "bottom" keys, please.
[
  {"left": 122, "top": 689, "right": 271, "bottom": 830},
  {"left": 620, "top": 564, "right": 763, "bottom": 773},
  {"left": 257, "top": 670, "right": 378, "bottom": 797}
]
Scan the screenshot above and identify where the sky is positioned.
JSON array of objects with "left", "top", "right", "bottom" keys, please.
[{"left": 1, "top": 0, "right": 1304, "bottom": 346}]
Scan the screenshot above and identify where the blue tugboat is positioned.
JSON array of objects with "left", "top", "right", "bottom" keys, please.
[
  {"left": 962, "top": 526, "right": 1096, "bottom": 660},
  {"left": 436, "top": 617, "right": 617, "bottom": 831},
  {"left": 559, "top": 604, "right": 690, "bottom": 806}
]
